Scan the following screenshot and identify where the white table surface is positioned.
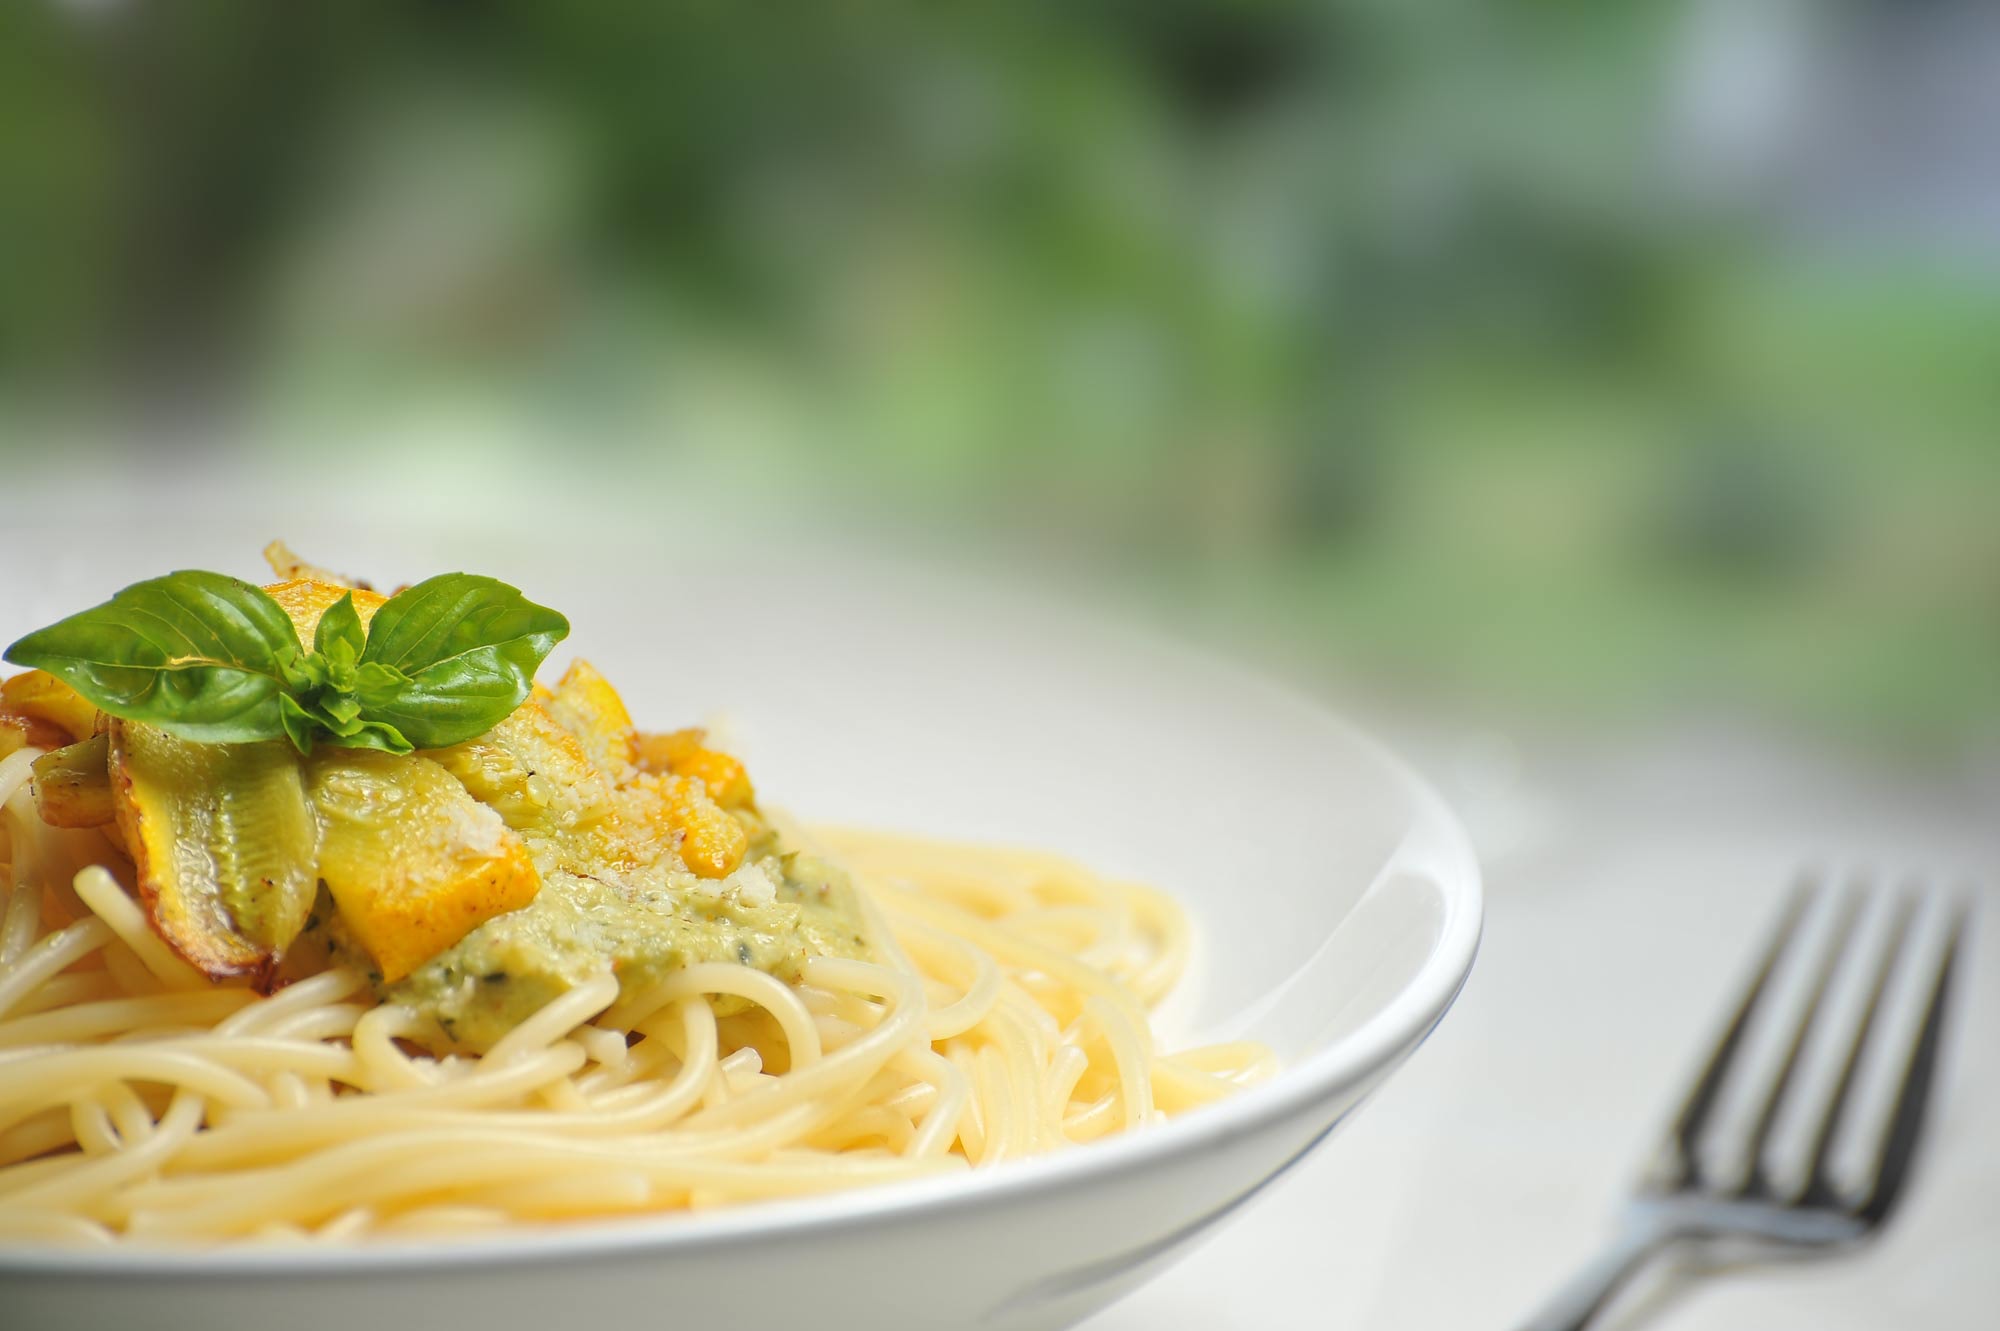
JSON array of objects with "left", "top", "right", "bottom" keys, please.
[{"left": 1087, "top": 719, "right": 2000, "bottom": 1330}]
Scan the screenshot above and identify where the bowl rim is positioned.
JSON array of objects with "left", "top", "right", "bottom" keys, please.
[{"left": 0, "top": 686, "right": 1483, "bottom": 1280}]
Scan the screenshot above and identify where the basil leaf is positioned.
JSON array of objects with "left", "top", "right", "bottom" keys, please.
[
  {"left": 332, "top": 721, "right": 415, "bottom": 755},
  {"left": 355, "top": 661, "right": 409, "bottom": 695},
  {"left": 278, "top": 694, "right": 412, "bottom": 755},
  {"left": 9, "top": 566, "right": 562, "bottom": 756},
  {"left": 277, "top": 694, "right": 320, "bottom": 754},
  {"left": 282, "top": 652, "right": 328, "bottom": 695},
  {"left": 4, "top": 571, "right": 299, "bottom": 744},
  {"left": 316, "top": 693, "right": 364, "bottom": 727},
  {"left": 313, "top": 592, "right": 367, "bottom": 673},
  {"left": 357, "top": 573, "right": 568, "bottom": 748}
]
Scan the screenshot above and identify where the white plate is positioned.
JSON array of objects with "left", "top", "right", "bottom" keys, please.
[{"left": 0, "top": 513, "right": 1482, "bottom": 1331}]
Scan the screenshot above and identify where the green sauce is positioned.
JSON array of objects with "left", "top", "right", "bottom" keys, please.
[{"left": 373, "top": 846, "right": 869, "bottom": 1051}]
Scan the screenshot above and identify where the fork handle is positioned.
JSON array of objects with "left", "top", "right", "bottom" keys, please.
[{"left": 1515, "top": 1215, "right": 1684, "bottom": 1331}]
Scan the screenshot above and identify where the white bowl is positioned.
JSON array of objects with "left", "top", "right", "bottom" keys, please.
[{"left": 0, "top": 542, "right": 1482, "bottom": 1331}]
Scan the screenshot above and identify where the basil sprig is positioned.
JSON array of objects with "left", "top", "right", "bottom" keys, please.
[{"left": 4, "top": 570, "right": 569, "bottom": 754}]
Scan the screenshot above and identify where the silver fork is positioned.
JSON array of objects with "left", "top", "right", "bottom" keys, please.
[{"left": 1516, "top": 873, "right": 1971, "bottom": 1331}]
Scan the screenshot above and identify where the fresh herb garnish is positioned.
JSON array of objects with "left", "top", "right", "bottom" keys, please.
[
  {"left": 3, "top": 570, "right": 569, "bottom": 754},
  {"left": 340, "top": 572, "right": 570, "bottom": 749}
]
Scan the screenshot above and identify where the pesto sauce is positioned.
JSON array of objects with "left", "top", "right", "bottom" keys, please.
[{"left": 378, "top": 849, "right": 870, "bottom": 1052}]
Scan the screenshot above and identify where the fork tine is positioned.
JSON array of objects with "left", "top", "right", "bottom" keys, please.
[
  {"left": 1795, "top": 891, "right": 1918, "bottom": 1206},
  {"left": 1856, "top": 894, "right": 1970, "bottom": 1222},
  {"left": 1738, "top": 884, "right": 1866, "bottom": 1195},
  {"left": 1658, "top": 874, "right": 1821, "bottom": 1186}
]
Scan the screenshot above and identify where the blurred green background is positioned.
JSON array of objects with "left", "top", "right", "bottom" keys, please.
[{"left": 2, "top": 0, "right": 1995, "bottom": 757}]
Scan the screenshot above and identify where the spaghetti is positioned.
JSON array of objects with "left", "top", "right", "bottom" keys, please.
[{"left": 0, "top": 750, "right": 1274, "bottom": 1245}]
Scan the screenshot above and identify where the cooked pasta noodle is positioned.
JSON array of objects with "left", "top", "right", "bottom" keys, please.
[{"left": 0, "top": 773, "right": 1274, "bottom": 1244}]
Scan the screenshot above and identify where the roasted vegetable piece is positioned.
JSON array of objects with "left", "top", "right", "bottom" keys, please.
[
  {"left": 263, "top": 577, "right": 387, "bottom": 646},
  {"left": 670, "top": 746, "right": 754, "bottom": 809},
  {"left": 32, "top": 734, "right": 116, "bottom": 828},
  {"left": 641, "top": 773, "right": 747, "bottom": 879},
  {"left": 307, "top": 749, "right": 541, "bottom": 983},
  {"left": 0, "top": 670, "right": 98, "bottom": 746},
  {"left": 635, "top": 726, "right": 754, "bottom": 809},
  {"left": 427, "top": 701, "right": 613, "bottom": 835},
  {"left": 0, "top": 716, "right": 46, "bottom": 760},
  {"left": 634, "top": 726, "right": 703, "bottom": 773},
  {"left": 546, "top": 658, "right": 637, "bottom": 770},
  {"left": 262, "top": 541, "right": 371, "bottom": 589},
  {"left": 110, "top": 720, "right": 322, "bottom": 976}
]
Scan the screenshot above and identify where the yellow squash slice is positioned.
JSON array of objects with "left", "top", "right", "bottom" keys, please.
[
  {"left": 545, "top": 658, "right": 637, "bottom": 771},
  {"left": 426, "top": 701, "right": 614, "bottom": 836},
  {"left": 31, "top": 734, "right": 116, "bottom": 828},
  {"left": 631, "top": 772, "right": 747, "bottom": 879},
  {"left": 0, "top": 670, "right": 98, "bottom": 748},
  {"left": 264, "top": 578, "right": 387, "bottom": 645},
  {"left": 635, "top": 727, "right": 754, "bottom": 809},
  {"left": 0, "top": 717, "right": 51, "bottom": 761},
  {"left": 110, "top": 721, "right": 323, "bottom": 977},
  {"left": 306, "top": 749, "right": 541, "bottom": 983}
]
